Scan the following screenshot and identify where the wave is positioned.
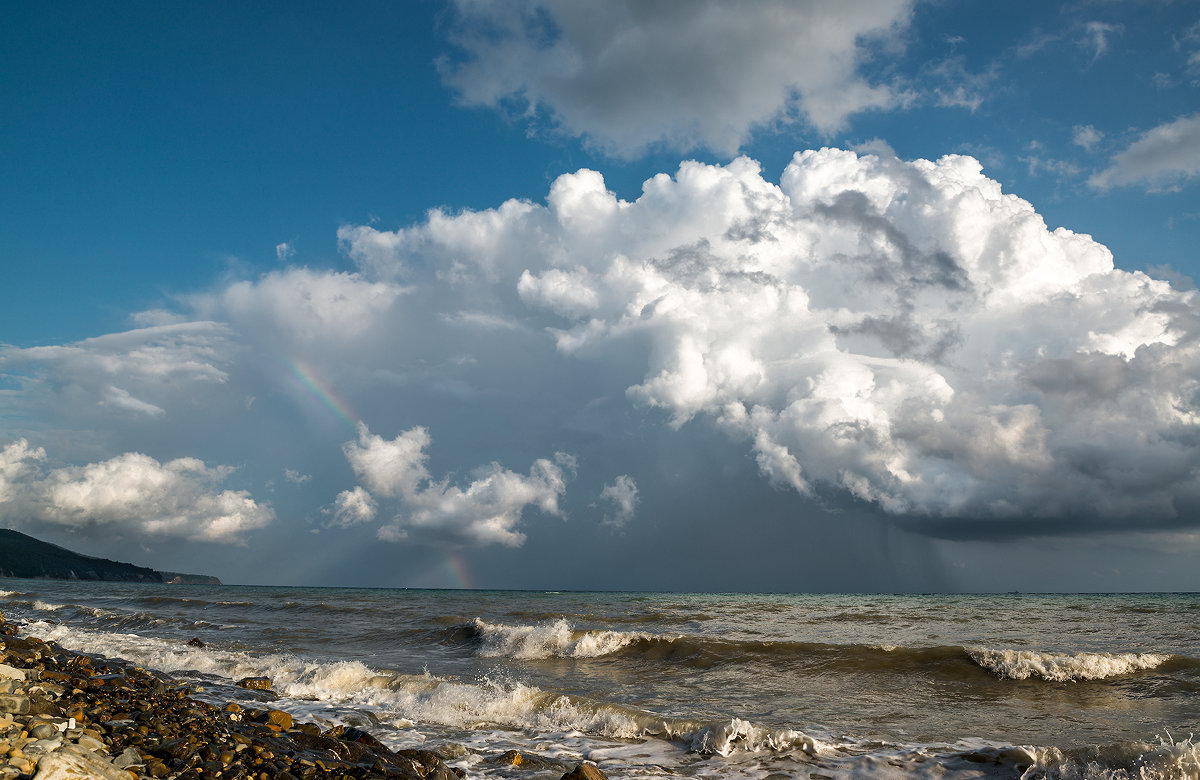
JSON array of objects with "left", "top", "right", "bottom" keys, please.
[
  {"left": 19, "top": 620, "right": 1200, "bottom": 779},
  {"left": 1024, "top": 735, "right": 1200, "bottom": 779},
  {"left": 459, "top": 619, "right": 1193, "bottom": 684},
  {"left": 21, "top": 619, "right": 840, "bottom": 756},
  {"left": 967, "top": 648, "right": 1175, "bottom": 682},
  {"left": 468, "top": 618, "right": 655, "bottom": 659}
]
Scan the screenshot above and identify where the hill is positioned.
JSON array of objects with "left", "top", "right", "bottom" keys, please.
[{"left": 0, "top": 529, "right": 221, "bottom": 584}]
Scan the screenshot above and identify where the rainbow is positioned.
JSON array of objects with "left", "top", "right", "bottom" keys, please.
[
  {"left": 283, "top": 357, "right": 358, "bottom": 430},
  {"left": 445, "top": 552, "right": 475, "bottom": 589}
]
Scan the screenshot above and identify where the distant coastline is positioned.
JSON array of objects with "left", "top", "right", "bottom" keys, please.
[{"left": 0, "top": 528, "right": 221, "bottom": 585}]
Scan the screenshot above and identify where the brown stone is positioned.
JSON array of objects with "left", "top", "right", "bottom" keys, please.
[
  {"left": 266, "top": 710, "right": 292, "bottom": 730},
  {"left": 236, "top": 677, "right": 272, "bottom": 690},
  {"left": 561, "top": 762, "right": 609, "bottom": 780}
]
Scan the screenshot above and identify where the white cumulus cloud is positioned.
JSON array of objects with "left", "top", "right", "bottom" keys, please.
[
  {"left": 329, "top": 485, "right": 377, "bottom": 528},
  {"left": 193, "top": 268, "right": 404, "bottom": 344},
  {"left": 341, "top": 423, "right": 574, "bottom": 547},
  {"left": 600, "top": 475, "right": 639, "bottom": 528},
  {"left": 0, "top": 439, "right": 273, "bottom": 543},
  {"left": 341, "top": 148, "right": 1200, "bottom": 536},
  {"left": 440, "top": 0, "right": 914, "bottom": 156}
]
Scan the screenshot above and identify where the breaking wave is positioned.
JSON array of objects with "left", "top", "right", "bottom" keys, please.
[
  {"left": 968, "top": 648, "right": 1175, "bottom": 682},
  {"left": 460, "top": 619, "right": 1191, "bottom": 685}
]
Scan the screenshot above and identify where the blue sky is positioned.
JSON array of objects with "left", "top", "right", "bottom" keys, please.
[{"left": 3, "top": 1, "right": 1200, "bottom": 590}]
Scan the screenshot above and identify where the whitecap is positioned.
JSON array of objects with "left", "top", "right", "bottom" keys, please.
[{"left": 967, "top": 647, "right": 1171, "bottom": 682}]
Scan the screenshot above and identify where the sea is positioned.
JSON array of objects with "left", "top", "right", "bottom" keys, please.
[{"left": 1, "top": 583, "right": 1198, "bottom": 779}]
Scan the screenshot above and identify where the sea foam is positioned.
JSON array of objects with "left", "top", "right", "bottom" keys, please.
[
  {"left": 1025, "top": 734, "right": 1200, "bottom": 779},
  {"left": 967, "top": 648, "right": 1172, "bottom": 682},
  {"left": 470, "top": 618, "right": 653, "bottom": 659}
]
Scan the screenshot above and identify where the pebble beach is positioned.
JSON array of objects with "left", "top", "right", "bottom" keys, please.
[{"left": 0, "top": 611, "right": 604, "bottom": 780}]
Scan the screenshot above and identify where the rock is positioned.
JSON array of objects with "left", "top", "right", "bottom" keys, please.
[
  {"left": 34, "top": 750, "right": 136, "bottom": 780},
  {"left": 29, "top": 724, "right": 59, "bottom": 740},
  {"left": 0, "top": 665, "right": 26, "bottom": 681},
  {"left": 561, "top": 762, "right": 609, "bottom": 780},
  {"left": 500, "top": 749, "right": 522, "bottom": 766},
  {"left": 235, "top": 676, "right": 271, "bottom": 690},
  {"left": 185, "top": 638, "right": 205, "bottom": 648},
  {"left": 265, "top": 709, "right": 292, "bottom": 730},
  {"left": 112, "top": 747, "right": 143, "bottom": 768},
  {"left": 0, "top": 695, "right": 29, "bottom": 714}
]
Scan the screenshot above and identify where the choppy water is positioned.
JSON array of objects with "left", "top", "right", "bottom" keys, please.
[{"left": 2, "top": 583, "right": 1199, "bottom": 778}]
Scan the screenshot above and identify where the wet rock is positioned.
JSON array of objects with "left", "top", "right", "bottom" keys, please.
[
  {"left": 236, "top": 676, "right": 271, "bottom": 690},
  {"left": 265, "top": 709, "right": 292, "bottom": 730},
  {"left": 394, "top": 749, "right": 460, "bottom": 780},
  {"left": 185, "top": 638, "right": 205, "bottom": 648},
  {"left": 561, "top": 762, "right": 609, "bottom": 780}
]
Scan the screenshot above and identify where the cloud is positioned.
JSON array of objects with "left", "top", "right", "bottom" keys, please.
[
  {"left": 1072, "top": 124, "right": 1103, "bottom": 152},
  {"left": 439, "top": 0, "right": 914, "bottom": 156},
  {"left": 1080, "top": 21, "right": 1121, "bottom": 61},
  {"left": 329, "top": 486, "right": 376, "bottom": 528},
  {"left": 1090, "top": 114, "right": 1200, "bottom": 191},
  {"left": 275, "top": 242, "right": 295, "bottom": 261},
  {"left": 284, "top": 468, "right": 311, "bottom": 485},
  {"left": 599, "top": 475, "right": 639, "bottom": 528},
  {"left": 923, "top": 56, "right": 996, "bottom": 113},
  {"left": 342, "top": 148, "right": 1200, "bottom": 537},
  {"left": 0, "top": 322, "right": 233, "bottom": 430},
  {"left": 0, "top": 439, "right": 273, "bottom": 543},
  {"left": 342, "top": 423, "right": 574, "bottom": 547},
  {"left": 342, "top": 424, "right": 431, "bottom": 500},
  {"left": 193, "top": 268, "right": 404, "bottom": 344}
]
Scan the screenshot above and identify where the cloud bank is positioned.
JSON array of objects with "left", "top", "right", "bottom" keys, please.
[
  {"left": 0, "top": 439, "right": 272, "bottom": 543},
  {"left": 441, "top": 0, "right": 914, "bottom": 156},
  {"left": 6, "top": 147, "right": 1199, "bottom": 549},
  {"left": 343, "top": 148, "right": 1200, "bottom": 535}
]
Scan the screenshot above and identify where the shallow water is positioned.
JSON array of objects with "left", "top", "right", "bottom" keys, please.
[{"left": 3, "top": 583, "right": 1199, "bottom": 778}]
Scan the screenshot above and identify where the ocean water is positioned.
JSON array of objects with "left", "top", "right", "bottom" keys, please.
[{"left": 2, "top": 583, "right": 1199, "bottom": 779}]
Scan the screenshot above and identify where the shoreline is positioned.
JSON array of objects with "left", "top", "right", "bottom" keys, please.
[{"left": 0, "top": 611, "right": 605, "bottom": 780}]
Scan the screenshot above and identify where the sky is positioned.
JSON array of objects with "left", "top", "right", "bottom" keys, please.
[{"left": 3, "top": 0, "right": 1200, "bottom": 592}]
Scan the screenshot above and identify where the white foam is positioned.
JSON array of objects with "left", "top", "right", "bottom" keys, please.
[
  {"left": 32, "top": 600, "right": 63, "bottom": 612},
  {"left": 471, "top": 617, "right": 653, "bottom": 659},
  {"left": 681, "top": 718, "right": 830, "bottom": 757},
  {"left": 1026, "top": 734, "right": 1200, "bottom": 780},
  {"left": 967, "top": 648, "right": 1172, "bottom": 682},
  {"left": 26, "top": 619, "right": 839, "bottom": 760}
]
